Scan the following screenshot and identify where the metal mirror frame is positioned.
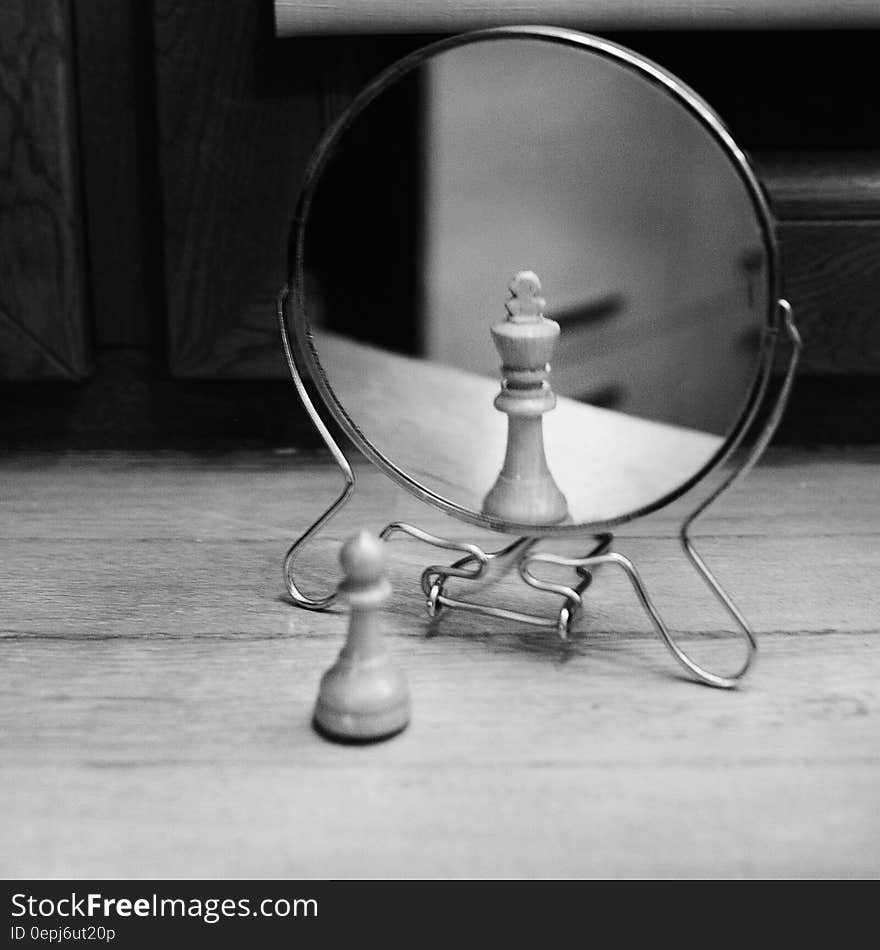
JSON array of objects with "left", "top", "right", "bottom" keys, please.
[
  {"left": 278, "top": 25, "right": 801, "bottom": 689},
  {"left": 283, "top": 25, "right": 780, "bottom": 535}
]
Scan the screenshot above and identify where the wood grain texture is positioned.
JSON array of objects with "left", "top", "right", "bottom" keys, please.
[
  {"left": 154, "top": 0, "right": 299, "bottom": 377},
  {"left": 779, "top": 222, "right": 880, "bottom": 374},
  {"left": 758, "top": 152, "right": 880, "bottom": 222},
  {"left": 0, "top": 0, "right": 90, "bottom": 379},
  {"left": 274, "top": 1, "right": 880, "bottom": 35},
  {"left": 153, "top": 0, "right": 412, "bottom": 378},
  {"left": 72, "top": 0, "right": 163, "bottom": 347},
  {"left": 0, "top": 448, "right": 878, "bottom": 877}
]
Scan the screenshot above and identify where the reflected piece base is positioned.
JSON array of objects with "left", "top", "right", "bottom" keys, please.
[{"left": 482, "top": 472, "right": 569, "bottom": 525}]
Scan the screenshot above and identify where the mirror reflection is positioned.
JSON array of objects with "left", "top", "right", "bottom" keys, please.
[{"left": 301, "top": 37, "right": 768, "bottom": 527}]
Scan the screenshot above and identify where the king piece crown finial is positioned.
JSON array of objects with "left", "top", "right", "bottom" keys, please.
[{"left": 505, "top": 270, "right": 546, "bottom": 320}]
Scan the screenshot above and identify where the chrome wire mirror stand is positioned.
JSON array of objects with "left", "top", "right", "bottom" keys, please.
[
  {"left": 278, "top": 285, "right": 800, "bottom": 690},
  {"left": 274, "top": 26, "right": 802, "bottom": 689}
]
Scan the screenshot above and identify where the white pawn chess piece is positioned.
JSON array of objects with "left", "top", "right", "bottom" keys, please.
[
  {"left": 313, "top": 531, "right": 410, "bottom": 742},
  {"left": 482, "top": 271, "right": 569, "bottom": 524}
]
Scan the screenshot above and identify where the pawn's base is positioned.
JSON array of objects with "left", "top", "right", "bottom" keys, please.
[
  {"left": 312, "top": 695, "right": 411, "bottom": 744},
  {"left": 312, "top": 712, "right": 409, "bottom": 745}
]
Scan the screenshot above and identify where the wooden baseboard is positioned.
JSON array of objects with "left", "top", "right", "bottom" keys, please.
[
  {"left": 0, "top": 349, "right": 876, "bottom": 449},
  {"left": 0, "top": 350, "right": 321, "bottom": 450}
]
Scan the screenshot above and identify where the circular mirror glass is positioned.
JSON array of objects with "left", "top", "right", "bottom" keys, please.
[{"left": 289, "top": 29, "right": 777, "bottom": 532}]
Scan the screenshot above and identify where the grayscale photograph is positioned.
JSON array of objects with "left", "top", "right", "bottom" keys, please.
[{"left": 1, "top": 0, "right": 878, "bottom": 904}]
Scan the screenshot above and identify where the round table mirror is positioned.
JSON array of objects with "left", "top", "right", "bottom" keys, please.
[{"left": 286, "top": 27, "right": 779, "bottom": 534}]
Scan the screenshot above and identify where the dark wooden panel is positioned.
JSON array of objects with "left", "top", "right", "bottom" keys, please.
[
  {"left": 779, "top": 221, "right": 880, "bottom": 375},
  {"left": 0, "top": 0, "right": 90, "bottom": 379},
  {"left": 758, "top": 152, "right": 880, "bottom": 221},
  {"left": 0, "top": 349, "right": 321, "bottom": 449},
  {"left": 72, "top": 0, "right": 164, "bottom": 347},
  {"left": 154, "top": 0, "right": 294, "bottom": 377},
  {"left": 153, "top": 0, "right": 424, "bottom": 378}
]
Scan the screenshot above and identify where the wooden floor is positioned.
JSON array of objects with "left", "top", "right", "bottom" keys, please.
[{"left": 1, "top": 447, "right": 878, "bottom": 879}]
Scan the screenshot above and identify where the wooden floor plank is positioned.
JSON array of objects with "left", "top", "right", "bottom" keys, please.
[
  {"left": 0, "top": 448, "right": 877, "bottom": 878},
  {"left": 0, "top": 532, "right": 877, "bottom": 638},
  {"left": 0, "top": 447, "right": 878, "bottom": 541},
  {"left": 1, "top": 634, "right": 877, "bottom": 878}
]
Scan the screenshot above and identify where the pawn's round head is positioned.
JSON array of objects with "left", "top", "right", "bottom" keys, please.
[{"left": 339, "top": 531, "right": 386, "bottom": 585}]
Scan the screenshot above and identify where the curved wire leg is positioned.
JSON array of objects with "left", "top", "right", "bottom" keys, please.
[
  {"left": 379, "top": 523, "right": 553, "bottom": 628},
  {"left": 679, "top": 299, "right": 801, "bottom": 629},
  {"left": 380, "top": 522, "right": 495, "bottom": 591},
  {"left": 380, "top": 524, "right": 614, "bottom": 637},
  {"left": 380, "top": 522, "right": 523, "bottom": 621},
  {"left": 282, "top": 473, "right": 354, "bottom": 610},
  {"left": 670, "top": 299, "right": 802, "bottom": 682},
  {"left": 518, "top": 533, "right": 613, "bottom": 638},
  {"left": 522, "top": 550, "right": 748, "bottom": 688},
  {"left": 278, "top": 284, "right": 356, "bottom": 610},
  {"left": 522, "top": 302, "right": 802, "bottom": 688}
]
